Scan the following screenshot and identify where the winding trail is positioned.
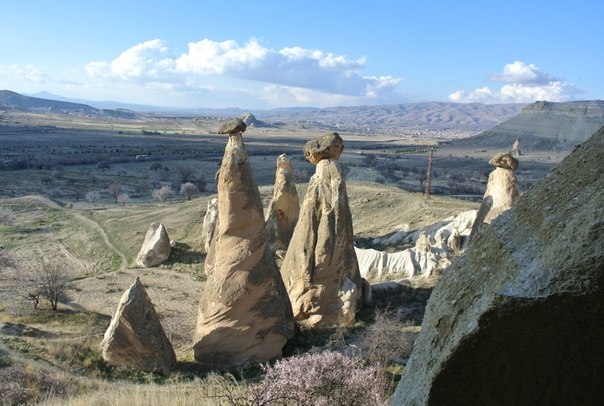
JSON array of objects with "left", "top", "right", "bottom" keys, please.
[{"left": 24, "top": 196, "right": 128, "bottom": 271}]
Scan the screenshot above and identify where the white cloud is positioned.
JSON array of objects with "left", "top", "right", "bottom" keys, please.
[
  {"left": 84, "top": 37, "right": 400, "bottom": 104},
  {"left": 0, "top": 64, "right": 50, "bottom": 84},
  {"left": 86, "top": 39, "right": 172, "bottom": 80},
  {"left": 493, "top": 60, "right": 555, "bottom": 85},
  {"left": 449, "top": 61, "right": 578, "bottom": 103}
]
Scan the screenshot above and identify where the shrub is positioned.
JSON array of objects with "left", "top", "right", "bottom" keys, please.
[
  {"left": 152, "top": 185, "right": 173, "bottom": 202},
  {"left": 250, "top": 350, "right": 387, "bottom": 405},
  {"left": 0, "top": 366, "right": 68, "bottom": 405},
  {"left": 0, "top": 207, "right": 15, "bottom": 225},
  {"left": 357, "top": 309, "right": 416, "bottom": 367}
]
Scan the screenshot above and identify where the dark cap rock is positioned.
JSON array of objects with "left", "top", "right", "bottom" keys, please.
[
  {"left": 303, "top": 132, "right": 344, "bottom": 164},
  {"left": 489, "top": 152, "right": 518, "bottom": 170},
  {"left": 218, "top": 118, "right": 247, "bottom": 134}
]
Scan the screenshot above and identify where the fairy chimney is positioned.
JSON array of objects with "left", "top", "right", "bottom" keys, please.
[
  {"left": 193, "top": 121, "right": 294, "bottom": 369},
  {"left": 279, "top": 132, "right": 364, "bottom": 329}
]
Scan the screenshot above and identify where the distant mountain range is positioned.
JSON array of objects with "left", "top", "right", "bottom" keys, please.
[
  {"left": 1, "top": 89, "right": 525, "bottom": 135},
  {"left": 456, "top": 100, "right": 604, "bottom": 150},
  {"left": 2, "top": 90, "right": 603, "bottom": 149},
  {"left": 0, "top": 90, "right": 146, "bottom": 119}
]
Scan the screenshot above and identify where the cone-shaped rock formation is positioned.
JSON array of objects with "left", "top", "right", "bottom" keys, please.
[
  {"left": 101, "top": 277, "right": 176, "bottom": 372},
  {"left": 265, "top": 153, "right": 300, "bottom": 255},
  {"left": 193, "top": 126, "right": 294, "bottom": 369}
]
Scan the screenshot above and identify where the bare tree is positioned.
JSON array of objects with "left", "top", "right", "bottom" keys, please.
[
  {"left": 150, "top": 162, "right": 164, "bottom": 172},
  {"left": 116, "top": 193, "right": 130, "bottom": 206},
  {"left": 176, "top": 166, "right": 196, "bottom": 184},
  {"left": 107, "top": 183, "right": 123, "bottom": 203},
  {"left": 85, "top": 190, "right": 100, "bottom": 205},
  {"left": 180, "top": 182, "right": 198, "bottom": 200},
  {"left": 152, "top": 185, "right": 173, "bottom": 202},
  {"left": 6, "top": 262, "right": 72, "bottom": 311}
]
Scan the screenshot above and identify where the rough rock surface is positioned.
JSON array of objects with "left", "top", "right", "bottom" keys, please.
[
  {"left": 193, "top": 132, "right": 294, "bottom": 369},
  {"left": 265, "top": 154, "right": 300, "bottom": 254},
  {"left": 356, "top": 210, "right": 476, "bottom": 280},
  {"left": 218, "top": 117, "right": 247, "bottom": 134},
  {"left": 136, "top": 222, "right": 171, "bottom": 267},
  {"left": 471, "top": 153, "right": 520, "bottom": 236},
  {"left": 202, "top": 197, "right": 218, "bottom": 252},
  {"left": 392, "top": 127, "right": 604, "bottom": 405},
  {"left": 101, "top": 277, "right": 176, "bottom": 372},
  {"left": 303, "top": 132, "right": 344, "bottom": 164},
  {"left": 280, "top": 136, "right": 363, "bottom": 328},
  {"left": 509, "top": 138, "right": 522, "bottom": 157}
]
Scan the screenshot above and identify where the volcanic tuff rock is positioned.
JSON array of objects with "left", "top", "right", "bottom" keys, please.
[
  {"left": 265, "top": 154, "right": 300, "bottom": 255},
  {"left": 471, "top": 153, "right": 520, "bottom": 236},
  {"left": 218, "top": 117, "right": 247, "bottom": 134},
  {"left": 135, "top": 222, "right": 171, "bottom": 267},
  {"left": 392, "top": 126, "right": 604, "bottom": 405},
  {"left": 202, "top": 197, "right": 218, "bottom": 252},
  {"left": 193, "top": 130, "right": 294, "bottom": 369},
  {"left": 279, "top": 133, "right": 364, "bottom": 328},
  {"left": 303, "top": 132, "right": 344, "bottom": 164},
  {"left": 101, "top": 277, "right": 176, "bottom": 372}
]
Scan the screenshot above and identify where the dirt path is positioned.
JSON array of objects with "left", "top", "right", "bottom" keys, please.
[{"left": 26, "top": 196, "right": 128, "bottom": 271}]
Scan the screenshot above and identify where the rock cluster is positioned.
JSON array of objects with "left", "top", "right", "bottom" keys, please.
[
  {"left": 136, "top": 222, "right": 171, "bottom": 267},
  {"left": 392, "top": 127, "right": 604, "bottom": 405},
  {"left": 265, "top": 153, "right": 300, "bottom": 257},
  {"left": 193, "top": 124, "right": 294, "bottom": 368},
  {"left": 279, "top": 132, "right": 364, "bottom": 328},
  {"left": 101, "top": 277, "right": 176, "bottom": 372},
  {"left": 356, "top": 210, "right": 476, "bottom": 280}
]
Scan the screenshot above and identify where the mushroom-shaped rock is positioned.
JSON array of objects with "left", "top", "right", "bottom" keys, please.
[
  {"left": 136, "top": 222, "right": 171, "bottom": 267},
  {"left": 218, "top": 118, "right": 247, "bottom": 134},
  {"left": 280, "top": 137, "right": 363, "bottom": 329},
  {"left": 471, "top": 152, "right": 520, "bottom": 237},
  {"left": 303, "top": 132, "right": 344, "bottom": 164},
  {"left": 489, "top": 152, "right": 519, "bottom": 170},
  {"left": 101, "top": 277, "right": 176, "bottom": 372},
  {"left": 193, "top": 132, "right": 294, "bottom": 369}
]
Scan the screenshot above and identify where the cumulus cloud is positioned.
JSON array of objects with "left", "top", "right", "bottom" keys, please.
[
  {"left": 86, "top": 39, "right": 172, "bottom": 80},
  {"left": 0, "top": 64, "right": 50, "bottom": 84},
  {"left": 449, "top": 61, "right": 578, "bottom": 103},
  {"left": 85, "top": 37, "right": 401, "bottom": 103}
]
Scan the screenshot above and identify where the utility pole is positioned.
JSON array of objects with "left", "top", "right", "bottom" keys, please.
[{"left": 424, "top": 147, "right": 434, "bottom": 199}]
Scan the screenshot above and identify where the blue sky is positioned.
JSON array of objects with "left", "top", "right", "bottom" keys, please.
[{"left": 1, "top": 0, "right": 602, "bottom": 109}]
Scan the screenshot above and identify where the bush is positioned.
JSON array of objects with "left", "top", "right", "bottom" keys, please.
[
  {"left": 250, "top": 350, "right": 387, "bottom": 405},
  {"left": 0, "top": 366, "right": 68, "bottom": 405},
  {"left": 357, "top": 309, "right": 416, "bottom": 367}
]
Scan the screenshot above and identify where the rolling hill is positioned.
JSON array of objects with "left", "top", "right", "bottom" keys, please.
[{"left": 454, "top": 100, "right": 604, "bottom": 150}]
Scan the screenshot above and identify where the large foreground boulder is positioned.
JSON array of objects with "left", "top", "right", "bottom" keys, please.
[
  {"left": 193, "top": 127, "right": 294, "bottom": 369},
  {"left": 392, "top": 127, "right": 604, "bottom": 405},
  {"left": 136, "top": 222, "right": 171, "bottom": 267},
  {"left": 101, "top": 277, "right": 176, "bottom": 372},
  {"left": 280, "top": 133, "right": 364, "bottom": 328}
]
